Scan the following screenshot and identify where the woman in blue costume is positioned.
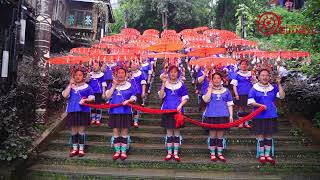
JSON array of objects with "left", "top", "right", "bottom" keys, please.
[
  {"left": 88, "top": 61, "right": 107, "bottom": 126},
  {"left": 248, "top": 69, "right": 285, "bottom": 165},
  {"left": 158, "top": 66, "right": 189, "bottom": 162},
  {"left": 62, "top": 69, "right": 95, "bottom": 157},
  {"left": 202, "top": 72, "right": 234, "bottom": 162},
  {"left": 105, "top": 67, "right": 137, "bottom": 160},
  {"left": 130, "top": 61, "right": 147, "bottom": 128},
  {"left": 230, "top": 60, "right": 254, "bottom": 128}
]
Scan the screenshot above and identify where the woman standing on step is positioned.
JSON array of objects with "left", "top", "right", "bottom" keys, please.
[
  {"left": 159, "top": 65, "right": 189, "bottom": 162},
  {"left": 105, "top": 66, "right": 137, "bottom": 160},
  {"left": 130, "top": 61, "right": 147, "bottom": 128},
  {"left": 88, "top": 61, "right": 107, "bottom": 126},
  {"left": 247, "top": 69, "right": 285, "bottom": 165},
  {"left": 230, "top": 60, "right": 254, "bottom": 128},
  {"left": 202, "top": 72, "right": 234, "bottom": 162},
  {"left": 62, "top": 69, "right": 95, "bottom": 157}
]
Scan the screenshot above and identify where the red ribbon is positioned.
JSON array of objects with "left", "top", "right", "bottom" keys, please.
[{"left": 83, "top": 103, "right": 266, "bottom": 129}]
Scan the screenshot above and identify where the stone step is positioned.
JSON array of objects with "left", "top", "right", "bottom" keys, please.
[
  {"left": 26, "top": 163, "right": 320, "bottom": 180},
  {"left": 56, "top": 131, "right": 310, "bottom": 145},
  {"left": 31, "top": 150, "right": 320, "bottom": 174},
  {"left": 85, "top": 125, "right": 293, "bottom": 136},
  {"left": 98, "top": 117, "right": 292, "bottom": 128},
  {"left": 48, "top": 140, "right": 320, "bottom": 158}
]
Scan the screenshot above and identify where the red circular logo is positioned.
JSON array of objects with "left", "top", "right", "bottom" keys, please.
[{"left": 256, "top": 12, "right": 282, "bottom": 36}]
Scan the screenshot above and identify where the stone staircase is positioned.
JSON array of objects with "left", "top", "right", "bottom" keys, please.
[{"left": 25, "top": 61, "right": 320, "bottom": 179}]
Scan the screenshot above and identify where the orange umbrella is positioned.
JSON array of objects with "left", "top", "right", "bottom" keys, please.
[
  {"left": 225, "top": 39, "right": 257, "bottom": 47},
  {"left": 148, "top": 42, "right": 183, "bottom": 52},
  {"left": 189, "top": 57, "right": 236, "bottom": 68},
  {"left": 91, "top": 54, "right": 138, "bottom": 62},
  {"left": 182, "top": 35, "right": 210, "bottom": 43},
  {"left": 121, "top": 28, "right": 140, "bottom": 36},
  {"left": 101, "top": 35, "right": 125, "bottom": 43},
  {"left": 146, "top": 52, "right": 186, "bottom": 59},
  {"left": 143, "top": 29, "right": 160, "bottom": 36},
  {"left": 185, "top": 42, "right": 216, "bottom": 49},
  {"left": 48, "top": 55, "right": 92, "bottom": 65},
  {"left": 92, "top": 43, "right": 117, "bottom": 49},
  {"left": 70, "top": 47, "right": 105, "bottom": 56},
  {"left": 187, "top": 48, "right": 226, "bottom": 57}
]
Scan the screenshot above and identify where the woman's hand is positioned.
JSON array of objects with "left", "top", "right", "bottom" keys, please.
[
  {"left": 261, "top": 104, "right": 267, "bottom": 110},
  {"left": 79, "top": 98, "right": 87, "bottom": 105},
  {"left": 229, "top": 116, "right": 233, "bottom": 123},
  {"left": 177, "top": 105, "right": 182, "bottom": 112},
  {"left": 122, "top": 100, "right": 130, "bottom": 105}
]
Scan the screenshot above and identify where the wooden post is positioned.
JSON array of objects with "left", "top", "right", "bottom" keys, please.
[{"left": 33, "top": 0, "right": 53, "bottom": 124}]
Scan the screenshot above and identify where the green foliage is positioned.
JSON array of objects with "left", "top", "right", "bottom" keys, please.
[
  {"left": 115, "top": 0, "right": 211, "bottom": 32},
  {"left": 313, "top": 112, "right": 320, "bottom": 128},
  {"left": 0, "top": 86, "right": 38, "bottom": 161},
  {"left": 48, "top": 67, "right": 69, "bottom": 110},
  {"left": 110, "top": 8, "right": 125, "bottom": 34}
]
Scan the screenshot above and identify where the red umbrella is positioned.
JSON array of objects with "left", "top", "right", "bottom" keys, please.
[
  {"left": 143, "top": 29, "right": 160, "bottom": 37},
  {"left": 70, "top": 47, "right": 105, "bottom": 56},
  {"left": 92, "top": 43, "right": 117, "bottom": 49},
  {"left": 48, "top": 55, "right": 92, "bottom": 65},
  {"left": 185, "top": 42, "right": 216, "bottom": 49},
  {"left": 225, "top": 39, "right": 257, "bottom": 47},
  {"left": 189, "top": 57, "right": 236, "bottom": 68},
  {"left": 121, "top": 28, "right": 140, "bottom": 36},
  {"left": 146, "top": 52, "right": 186, "bottom": 59},
  {"left": 187, "top": 48, "right": 226, "bottom": 57},
  {"left": 91, "top": 54, "right": 138, "bottom": 62},
  {"left": 101, "top": 35, "right": 125, "bottom": 43}
]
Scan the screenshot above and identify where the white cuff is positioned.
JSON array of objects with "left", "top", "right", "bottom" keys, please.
[
  {"left": 102, "top": 82, "right": 107, "bottom": 87},
  {"left": 148, "top": 70, "right": 153, "bottom": 75},
  {"left": 202, "top": 95, "right": 210, "bottom": 103},
  {"left": 181, "top": 95, "right": 189, "bottom": 101},
  {"left": 62, "top": 91, "right": 70, "bottom": 98},
  {"left": 276, "top": 92, "right": 284, "bottom": 99},
  {"left": 141, "top": 80, "right": 147, "bottom": 85},
  {"left": 227, "top": 101, "right": 234, "bottom": 106},
  {"left": 158, "top": 91, "right": 166, "bottom": 98},
  {"left": 88, "top": 95, "right": 95, "bottom": 100},
  {"left": 230, "top": 79, "right": 238, "bottom": 86},
  {"left": 130, "top": 95, "right": 137, "bottom": 102},
  {"left": 247, "top": 98, "right": 256, "bottom": 105}
]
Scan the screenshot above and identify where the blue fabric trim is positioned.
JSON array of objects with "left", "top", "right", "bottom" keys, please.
[{"left": 110, "top": 136, "right": 115, "bottom": 147}]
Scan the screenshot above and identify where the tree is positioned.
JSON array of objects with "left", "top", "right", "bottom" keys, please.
[
  {"left": 115, "top": 0, "right": 211, "bottom": 32},
  {"left": 33, "top": 0, "right": 53, "bottom": 124}
]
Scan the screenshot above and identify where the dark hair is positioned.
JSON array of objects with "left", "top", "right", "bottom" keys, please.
[
  {"left": 211, "top": 72, "right": 223, "bottom": 79},
  {"left": 258, "top": 68, "right": 270, "bottom": 76},
  {"left": 168, "top": 65, "right": 179, "bottom": 73},
  {"left": 115, "top": 66, "right": 127, "bottom": 74},
  {"left": 239, "top": 60, "right": 248, "bottom": 65}
]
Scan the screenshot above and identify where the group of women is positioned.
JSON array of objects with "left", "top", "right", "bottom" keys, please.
[{"left": 62, "top": 55, "right": 285, "bottom": 165}]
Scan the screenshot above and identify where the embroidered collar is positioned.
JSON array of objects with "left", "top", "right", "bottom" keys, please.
[
  {"left": 212, "top": 85, "right": 223, "bottom": 90},
  {"left": 107, "top": 62, "right": 117, "bottom": 67},
  {"left": 165, "top": 81, "right": 182, "bottom": 90},
  {"left": 253, "top": 83, "right": 274, "bottom": 93},
  {"left": 116, "top": 81, "right": 131, "bottom": 91},
  {"left": 212, "top": 87, "right": 227, "bottom": 94},
  {"left": 141, "top": 62, "right": 149, "bottom": 67},
  {"left": 237, "top": 71, "right": 251, "bottom": 77},
  {"left": 72, "top": 83, "right": 88, "bottom": 91},
  {"left": 90, "top": 71, "right": 104, "bottom": 79},
  {"left": 132, "top": 70, "right": 142, "bottom": 78}
]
